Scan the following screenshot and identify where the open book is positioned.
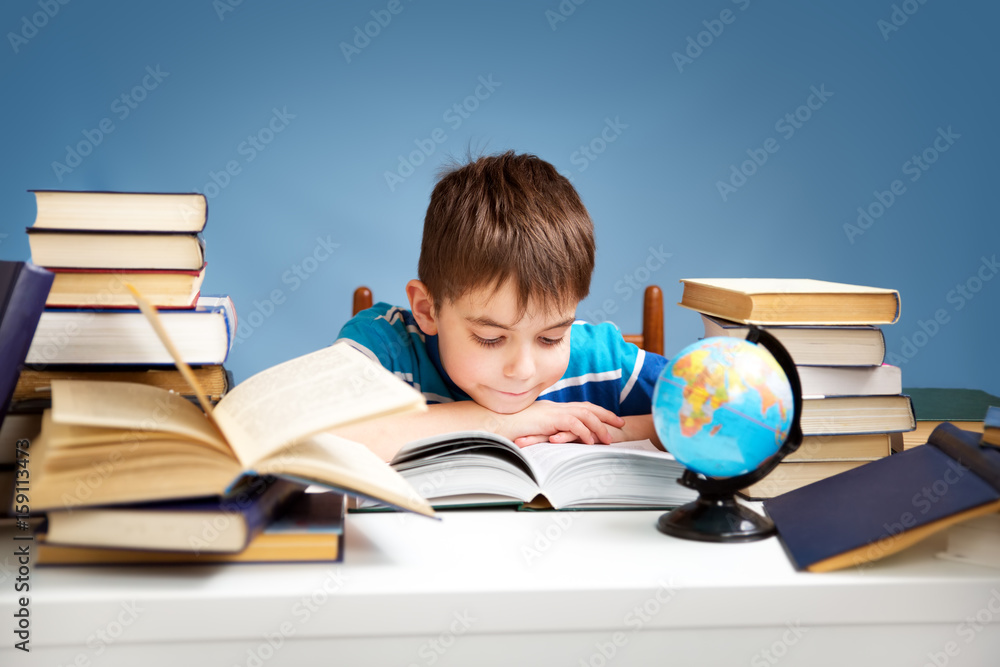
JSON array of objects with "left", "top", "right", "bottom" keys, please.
[
  {"left": 29, "top": 289, "right": 435, "bottom": 517},
  {"left": 361, "top": 432, "right": 697, "bottom": 510}
]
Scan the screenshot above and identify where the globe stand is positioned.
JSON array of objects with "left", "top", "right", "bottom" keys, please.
[{"left": 656, "top": 326, "right": 803, "bottom": 543}]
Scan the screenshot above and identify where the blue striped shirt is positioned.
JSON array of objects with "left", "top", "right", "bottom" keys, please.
[{"left": 336, "top": 303, "right": 666, "bottom": 415}]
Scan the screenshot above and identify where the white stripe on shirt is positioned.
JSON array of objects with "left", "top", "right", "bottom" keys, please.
[
  {"left": 336, "top": 338, "right": 380, "bottom": 364},
  {"left": 539, "top": 369, "right": 623, "bottom": 396},
  {"left": 619, "top": 348, "right": 645, "bottom": 404}
]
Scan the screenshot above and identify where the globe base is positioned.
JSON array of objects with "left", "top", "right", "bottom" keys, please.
[{"left": 656, "top": 493, "right": 774, "bottom": 543}]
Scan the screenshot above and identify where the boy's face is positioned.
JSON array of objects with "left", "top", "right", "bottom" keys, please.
[{"left": 411, "top": 280, "right": 576, "bottom": 415}]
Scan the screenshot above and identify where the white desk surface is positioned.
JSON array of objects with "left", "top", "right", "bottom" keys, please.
[{"left": 2, "top": 508, "right": 999, "bottom": 666}]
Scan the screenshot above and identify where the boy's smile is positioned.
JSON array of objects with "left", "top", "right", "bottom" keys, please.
[{"left": 409, "top": 280, "right": 576, "bottom": 415}]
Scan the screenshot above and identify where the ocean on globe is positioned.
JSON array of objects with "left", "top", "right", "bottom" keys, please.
[{"left": 652, "top": 337, "right": 794, "bottom": 478}]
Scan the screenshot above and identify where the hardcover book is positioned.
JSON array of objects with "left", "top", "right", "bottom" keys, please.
[
  {"left": 764, "top": 424, "right": 1000, "bottom": 572},
  {"left": 25, "top": 295, "right": 236, "bottom": 365},
  {"left": 37, "top": 490, "right": 346, "bottom": 565},
  {"left": 0, "top": 261, "right": 54, "bottom": 426},
  {"left": 45, "top": 264, "right": 206, "bottom": 308},
  {"left": 700, "top": 314, "right": 887, "bottom": 366},
  {"left": 29, "top": 190, "right": 207, "bottom": 233},
  {"left": 13, "top": 365, "right": 231, "bottom": 408},
  {"left": 795, "top": 364, "right": 902, "bottom": 398},
  {"left": 27, "top": 229, "right": 206, "bottom": 271},
  {"left": 799, "top": 394, "right": 915, "bottom": 435},
  {"left": 41, "top": 476, "right": 304, "bottom": 553},
  {"left": 679, "top": 278, "right": 900, "bottom": 326}
]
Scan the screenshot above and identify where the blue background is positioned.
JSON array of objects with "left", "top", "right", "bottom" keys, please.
[{"left": 1, "top": 0, "right": 997, "bottom": 395}]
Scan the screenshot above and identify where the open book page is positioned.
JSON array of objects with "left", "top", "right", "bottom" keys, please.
[
  {"left": 519, "top": 440, "right": 687, "bottom": 509},
  {"left": 32, "top": 411, "right": 240, "bottom": 509},
  {"left": 212, "top": 342, "right": 426, "bottom": 467},
  {"left": 252, "top": 432, "right": 434, "bottom": 517},
  {"left": 519, "top": 440, "right": 663, "bottom": 483},
  {"left": 49, "top": 380, "right": 229, "bottom": 452}
]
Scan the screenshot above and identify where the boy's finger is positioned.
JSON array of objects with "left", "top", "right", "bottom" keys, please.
[
  {"left": 572, "top": 409, "right": 612, "bottom": 444},
  {"left": 572, "top": 402, "right": 624, "bottom": 427},
  {"left": 562, "top": 416, "right": 596, "bottom": 445}
]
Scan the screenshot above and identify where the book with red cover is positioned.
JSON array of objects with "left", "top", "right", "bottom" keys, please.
[{"left": 764, "top": 424, "right": 1000, "bottom": 572}]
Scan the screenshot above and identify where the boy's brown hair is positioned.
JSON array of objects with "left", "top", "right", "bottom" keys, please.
[{"left": 419, "top": 151, "right": 595, "bottom": 316}]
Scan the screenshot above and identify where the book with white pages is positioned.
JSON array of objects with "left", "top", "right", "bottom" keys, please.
[
  {"left": 797, "top": 363, "right": 902, "bottom": 398},
  {"left": 359, "top": 433, "right": 696, "bottom": 510},
  {"left": 700, "top": 314, "right": 887, "bottom": 366}
]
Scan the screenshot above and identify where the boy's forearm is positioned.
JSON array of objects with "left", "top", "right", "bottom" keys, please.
[{"left": 617, "top": 414, "right": 664, "bottom": 450}]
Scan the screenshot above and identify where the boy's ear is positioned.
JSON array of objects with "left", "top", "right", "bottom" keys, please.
[{"left": 406, "top": 279, "right": 438, "bottom": 336}]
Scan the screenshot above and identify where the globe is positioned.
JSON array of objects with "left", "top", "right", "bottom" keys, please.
[{"left": 653, "top": 336, "right": 794, "bottom": 479}]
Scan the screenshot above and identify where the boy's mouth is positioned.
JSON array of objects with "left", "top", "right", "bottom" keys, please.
[{"left": 496, "top": 389, "right": 531, "bottom": 398}]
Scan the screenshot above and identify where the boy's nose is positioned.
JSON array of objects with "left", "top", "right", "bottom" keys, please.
[{"left": 504, "top": 346, "right": 535, "bottom": 380}]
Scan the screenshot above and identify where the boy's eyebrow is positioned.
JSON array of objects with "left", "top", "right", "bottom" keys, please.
[{"left": 467, "top": 315, "right": 576, "bottom": 331}]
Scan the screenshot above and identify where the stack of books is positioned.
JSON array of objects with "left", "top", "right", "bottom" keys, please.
[
  {"left": 36, "top": 486, "right": 349, "bottom": 566},
  {"left": 18, "top": 190, "right": 235, "bottom": 413},
  {"left": 678, "top": 278, "right": 916, "bottom": 499},
  {"left": 22, "top": 303, "right": 437, "bottom": 563}
]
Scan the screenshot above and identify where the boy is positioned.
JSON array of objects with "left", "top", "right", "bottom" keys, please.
[{"left": 335, "top": 151, "right": 667, "bottom": 461}]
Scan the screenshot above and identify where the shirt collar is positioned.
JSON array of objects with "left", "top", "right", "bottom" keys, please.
[{"left": 424, "top": 333, "right": 471, "bottom": 402}]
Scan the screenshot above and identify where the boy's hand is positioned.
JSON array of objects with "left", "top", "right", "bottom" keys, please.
[
  {"left": 492, "top": 400, "right": 625, "bottom": 448},
  {"left": 512, "top": 413, "right": 662, "bottom": 449}
]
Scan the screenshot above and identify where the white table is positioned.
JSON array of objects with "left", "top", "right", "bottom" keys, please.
[{"left": 2, "top": 508, "right": 999, "bottom": 666}]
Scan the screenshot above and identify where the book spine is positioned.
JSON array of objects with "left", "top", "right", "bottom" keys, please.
[{"left": 0, "top": 263, "right": 54, "bottom": 416}]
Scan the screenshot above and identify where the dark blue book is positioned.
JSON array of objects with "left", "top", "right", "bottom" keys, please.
[
  {"left": 40, "top": 477, "right": 305, "bottom": 554},
  {"left": 0, "top": 261, "right": 54, "bottom": 426},
  {"left": 764, "top": 423, "right": 1000, "bottom": 572}
]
